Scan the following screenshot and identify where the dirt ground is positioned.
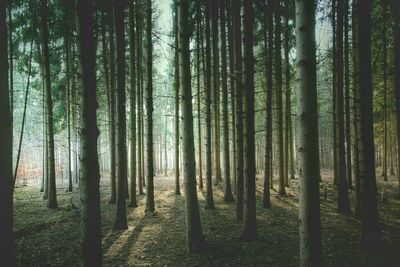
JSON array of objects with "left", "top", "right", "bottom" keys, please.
[{"left": 13, "top": 170, "right": 400, "bottom": 266}]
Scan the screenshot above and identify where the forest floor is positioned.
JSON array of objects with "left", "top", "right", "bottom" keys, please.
[{"left": 13, "top": 170, "right": 400, "bottom": 267}]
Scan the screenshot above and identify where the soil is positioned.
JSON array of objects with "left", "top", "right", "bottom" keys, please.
[{"left": 13, "top": 170, "right": 400, "bottom": 266}]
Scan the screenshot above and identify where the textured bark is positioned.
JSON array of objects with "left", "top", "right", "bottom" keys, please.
[
  {"left": 41, "top": 0, "right": 58, "bottom": 209},
  {"left": 76, "top": 0, "right": 102, "bottom": 264},
  {"left": 274, "top": 0, "right": 286, "bottom": 196},
  {"left": 129, "top": 0, "right": 137, "bottom": 208},
  {"left": 174, "top": 0, "right": 181, "bottom": 195},
  {"left": 336, "top": 0, "right": 351, "bottom": 215},
  {"left": 212, "top": 0, "right": 222, "bottom": 185},
  {"left": 205, "top": 0, "right": 215, "bottom": 210},
  {"left": 382, "top": 0, "right": 388, "bottom": 182},
  {"left": 393, "top": 0, "right": 400, "bottom": 195},
  {"left": 242, "top": 0, "right": 257, "bottom": 242},
  {"left": 145, "top": 0, "right": 155, "bottom": 213},
  {"left": 114, "top": 0, "right": 128, "bottom": 230},
  {"left": 178, "top": 0, "right": 208, "bottom": 252},
  {"left": 0, "top": 1, "right": 13, "bottom": 264},
  {"left": 295, "top": 1, "right": 322, "bottom": 265},
  {"left": 220, "top": 0, "right": 234, "bottom": 202},
  {"left": 263, "top": 0, "right": 273, "bottom": 209},
  {"left": 357, "top": 0, "right": 382, "bottom": 251},
  {"left": 233, "top": 0, "right": 244, "bottom": 221},
  {"left": 108, "top": 5, "right": 117, "bottom": 203}
]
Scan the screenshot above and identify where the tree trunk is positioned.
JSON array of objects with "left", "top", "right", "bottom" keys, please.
[
  {"left": 128, "top": 0, "right": 137, "bottom": 208},
  {"left": 357, "top": 0, "right": 382, "bottom": 251},
  {"left": 108, "top": 5, "right": 117, "bottom": 204},
  {"left": 174, "top": 0, "right": 181, "bottom": 195},
  {"left": 41, "top": 0, "right": 58, "bottom": 209},
  {"left": 212, "top": 0, "right": 222, "bottom": 185},
  {"left": 76, "top": 1, "right": 102, "bottom": 264},
  {"left": 221, "top": 0, "right": 234, "bottom": 202},
  {"left": 145, "top": 0, "right": 155, "bottom": 213},
  {"left": 263, "top": 0, "right": 273, "bottom": 209},
  {"left": 178, "top": 0, "right": 208, "bottom": 253},
  {"left": 382, "top": 0, "right": 388, "bottom": 182},
  {"left": 336, "top": 0, "right": 351, "bottom": 215},
  {"left": 205, "top": 0, "right": 215, "bottom": 210},
  {"left": 0, "top": 1, "right": 13, "bottom": 264},
  {"left": 295, "top": 1, "right": 322, "bottom": 265},
  {"left": 274, "top": 0, "right": 286, "bottom": 196},
  {"left": 114, "top": 0, "right": 128, "bottom": 230},
  {"left": 242, "top": 0, "right": 257, "bottom": 242},
  {"left": 393, "top": 0, "right": 400, "bottom": 195}
]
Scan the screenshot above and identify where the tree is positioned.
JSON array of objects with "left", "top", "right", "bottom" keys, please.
[
  {"left": 41, "top": 0, "right": 57, "bottom": 209},
  {"left": 174, "top": 0, "right": 181, "bottom": 196},
  {"left": 178, "top": 0, "right": 208, "bottom": 252},
  {"left": 274, "top": 0, "right": 286, "bottom": 196},
  {"left": 357, "top": 0, "right": 382, "bottom": 251},
  {"left": 114, "top": 0, "right": 128, "bottom": 230},
  {"left": 76, "top": 0, "right": 102, "bottom": 264},
  {"left": 393, "top": 0, "right": 400, "bottom": 196},
  {"left": 242, "top": 0, "right": 257, "bottom": 242},
  {"left": 129, "top": 0, "right": 138, "bottom": 208},
  {"left": 205, "top": 0, "right": 215, "bottom": 210},
  {"left": 233, "top": 0, "right": 244, "bottom": 221},
  {"left": 336, "top": 0, "right": 351, "bottom": 215},
  {"left": 212, "top": 0, "right": 222, "bottom": 185},
  {"left": 145, "top": 0, "right": 155, "bottom": 213},
  {"left": 0, "top": 0, "right": 13, "bottom": 264},
  {"left": 295, "top": 0, "right": 322, "bottom": 265},
  {"left": 220, "top": 0, "right": 234, "bottom": 202}
]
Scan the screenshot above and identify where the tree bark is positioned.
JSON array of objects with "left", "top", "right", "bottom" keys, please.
[
  {"left": 0, "top": 1, "right": 13, "bottom": 264},
  {"left": 174, "top": 0, "right": 181, "bottom": 195},
  {"left": 114, "top": 0, "right": 128, "bottom": 230},
  {"left": 76, "top": 0, "right": 102, "bottom": 264},
  {"left": 295, "top": 0, "right": 322, "bottom": 265}
]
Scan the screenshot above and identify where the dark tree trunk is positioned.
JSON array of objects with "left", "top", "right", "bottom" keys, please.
[
  {"left": 76, "top": 0, "right": 102, "bottom": 264},
  {"left": 128, "top": 0, "right": 138, "bottom": 208},
  {"left": 205, "top": 0, "right": 215, "bottom": 210},
  {"left": 357, "top": 0, "right": 382, "bottom": 251},
  {"left": 145, "top": 0, "right": 155, "bottom": 213},
  {"left": 0, "top": 1, "right": 13, "bottom": 264},
  {"left": 174, "top": 0, "right": 181, "bottom": 195},
  {"left": 41, "top": 0, "right": 58, "bottom": 209},
  {"left": 233, "top": 0, "right": 244, "bottom": 221},
  {"left": 274, "top": 0, "right": 286, "bottom": 196},
  {"left": 114, "top": 0, "right": 128, "bottom": 230},
  {"left": 242, "top": 0, "right": 257, "bottom": 242},
  {"left": 220, "top": 0, "right": 234, "bottom": 202},
  {"left": 393, "top": 0, "right": 400, "bottom": 195},
  {"left": 178, "top": 0, "right": 208, "bottom": 253}
]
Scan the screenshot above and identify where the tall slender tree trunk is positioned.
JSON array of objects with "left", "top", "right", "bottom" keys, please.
[
  {"left": 0, "top": 1, "right": 13, "bottom": 264},
  {"left": 382, "top": 0, "right": 388, "bottom": 182},
  {"left": 242, "top": 0, "right": 257, "bottom": 242},
  {"left": 221, "top": 0, "right": 234, "bottom": 202},
  {"left": 284, "top": 0, "right": 291, "bottom": 187},
  {"left": 332, "top": 0, "right": 338, "bottom": 186},
  {"left": 8, "top": 3, "right": 12, "bottom": 132},
  {"left": 174, "top": 0, "right": 181, "bottom": 195},
  {"left": 129, "top": 0, "right": 138, "bottom": 208},
  {"left": 393, "top": 0, "right": 400, "bottom": 195},
  {"left": 211, "top": 0, "right": 222, "bottom": 185},
  {"left": 205, "top": 0, "right": 215, "bottom": 210},
  {"left": 263, "top": 0, "right": 273, "bottom": 209},
  {"left": 76, "top": 0, "right": 102, "bottom": 264},
  {"left": 295, "top": 1, "right": 322, "bottom": 265},
  {"left": 108, "top": 6, "right": 117, "bottom": 203},
  {"left": 145, "top": 0, "right": 155, "bottom": 213},
  {"left": 344, "top": 0, "right": 352, "bottom": 189},
  {"left": 195, "top": 0, "right": 203, "bottom": 190},
  {"left": 178, "top": 0, "right": 208, "bottom": 252},
  {"left": 233, "top": 0, "right": 244, "bottom": 220},
  {"left": 114, "top": 0, "right": 128, "bottom": 230},
  {"left": 41, "top": 0, "right": 58, "bottom": 209},
  {"left": 357, "top": 0, "right": 382, "bottom": 251},
  {"left": 136, "top": 1, "right": 144, "bottom": 195},
  {"left": 274, "top": 0, "right": 286, "bottom": 196},
  {"left": 336, "top": 0, "right": 351, "bottom": 215}
]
